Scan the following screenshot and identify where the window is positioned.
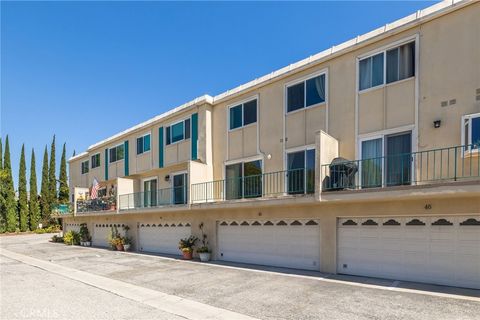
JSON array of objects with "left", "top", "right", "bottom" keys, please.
[
  {"left": 463, "top": 113, "right": 480, "bottom": 152},
  {"left": 136, "top": 134, "right": 151, "bottom": 155},
  {"left": 166, "top": 119, "right": 190, "bottom": 145},
  {"left": 173, "top": 173, "right": 188, "bottom": 204},
  {"left": 229, "top": 99, "right": 257, "bottom": 130},
  {"left": 91, "top": 153, "right": 100, "bottom": 169},
  {"left": 360, "top": 132, "right": 412, "bottom": 188},
  {"left": 359, "top": 52, "right": 384, "bottom": 91},
  {"left": 286, "top": 149, "right": 315, "bottom": 194},
  {"left": 109, "top": 144, "right": 124, "bottom": 163},
  {"left": 225, "top": 160, "right": 262, "bottom": 199},
  {"left": 287, "top": 74, "right": 326, "bottom": 113},
  {"left": 81, "top": 160, "right": 89, "bottom": 174},
  {"left": 386, "top": 42, "right": 415, "bottom": 84},
  {"left": 359, "top": 41, "right": 415, "bottom": 91}
]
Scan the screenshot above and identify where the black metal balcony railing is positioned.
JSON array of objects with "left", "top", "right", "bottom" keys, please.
[
  {"left": 191, "top": 168, "right": 315, "bottom": 203},
  {"left": 76, "top": 196, "right": 117, "bottom": 213},
  {"left": 321, "top": 144, "right": 480, "bottom": 191},
  {"left": 118, "top": 186, "right": 187, "bottom": 210}
]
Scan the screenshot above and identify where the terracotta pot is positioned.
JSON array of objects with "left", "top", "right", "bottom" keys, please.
[
  {"left": 116, "top": 244, "right": 124, "bottom": 251},
  {"left": 182, "top": 250, "right": 193, "bottom": 260},
  {"left": 110, "top": 205, "right": 116, "bottom": 211}
]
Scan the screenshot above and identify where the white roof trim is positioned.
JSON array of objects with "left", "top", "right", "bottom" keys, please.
[{"left": 69, "top": 0, "right": 471, "bottom": 162}]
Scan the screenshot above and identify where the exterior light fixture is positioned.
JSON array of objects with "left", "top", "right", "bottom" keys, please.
[{"left": 434, "top": 120, "right": 441, "bottom": 128}]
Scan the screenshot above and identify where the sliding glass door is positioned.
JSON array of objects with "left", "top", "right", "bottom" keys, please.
[
  {"left": 173, "top": 173, "right": 188, "bottom": 205},
  {"left": 361, "top": 132, "right": 412, "bottom": 188},
  {"left": 287, "top": 149, "right": 315, "bottom": 194},
  {"left": 225, "top": 160, "right": 262, "bottom": 200},
  {"left": 143, "top": 179, "right": 157, "bottom": 207},
  {"left": 385, "top": 132, "right": 411, "bottom": 186}
]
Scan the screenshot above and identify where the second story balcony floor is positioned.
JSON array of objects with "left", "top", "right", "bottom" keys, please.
[{"left": 71, "top": 143, "right": 479, "bottom": 216}]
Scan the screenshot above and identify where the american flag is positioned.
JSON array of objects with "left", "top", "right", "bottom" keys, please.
[{"left": 91, "top": 178, "right": 100, "bottom": 199}]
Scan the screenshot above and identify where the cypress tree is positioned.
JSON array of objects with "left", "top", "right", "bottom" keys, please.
[
  {"left": 48, "top": 135, "right": 57, "bottom": 210},
  {"left": 18, "top": 144, "right": 28, "bottom": 232},
  {"left": 40, "top": 146, "right": 50, "bottom": 221},
  {"left": 58, "top": 143, "right": 69, "bottom": 204},
  {"left": 29, "top": 149, "right": 40, "bottom": 230},
  {"left": 0, "top": 138, "right": 5, "bottom": 233},
  {"left": 3, "top": 136, "right": 17, "bottom": 232}
]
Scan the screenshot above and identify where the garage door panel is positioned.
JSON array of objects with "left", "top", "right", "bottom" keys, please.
[
  {"left": 139, "top": 222, "right": 191, "bottom": 255},
  {"left": 93, "top": 224, "right": 126, "bottom": 247},
  {"left": 218, "top": 219, "right": 320, "bottom": 271},
  {"left": 338, "top": 216, "right": 480, "bottom": 289}
]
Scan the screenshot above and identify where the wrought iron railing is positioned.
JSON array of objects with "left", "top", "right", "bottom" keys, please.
[
  {"left": 76, "top": 196, "right": 117, "bottom": 213},
  {"left": 118, "top": 186, "right": 188, "bottom": 210},
  {"left": 321, "top": 144, "right": 479, "bottom": 191},
  {"left": 191, "top": 168, "right": 315, "bottom": 203}
]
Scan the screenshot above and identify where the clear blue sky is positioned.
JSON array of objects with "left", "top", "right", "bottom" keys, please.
[{"left": 1, "top": 1, "right": 437, "bottom": 189}]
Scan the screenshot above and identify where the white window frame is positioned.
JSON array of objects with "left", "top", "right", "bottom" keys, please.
[
  {"left": 357, "top": 36, "right": 417, "bottom": 93},
  {"left": 224, "top": 155, "right": 264, "bottom": 199},
  {"left": 136, "top": 133, "right": 151, "bottom": 156},
  {"left": 358, "top": 128, "right": 414, "bottom": 188},
  {"left": 81, "top": 160, "right": 89, "bottom": 175},
  {"left": 461, "top": 112, "right": 480, "bottom": 155},
  {"left": 90, "top": 153, "right": 101, "bottom": 169},
  {"left": 284, "top": 145, "right": 315, "bottom": 194},
  {"left": 109, "top": 143, "right": 125, "bottom": 164},
  {"left": 227, "top": 96, "right": 259, "bottom": 132},
  {"left": 170, "top": 170, "right": 188, "bottom": 205},
  {"left": 285, "top": 69, "right": 328, "bottom": 115},
  {"left": 166, "top": 118, "right": 191, "bottom": 146}
]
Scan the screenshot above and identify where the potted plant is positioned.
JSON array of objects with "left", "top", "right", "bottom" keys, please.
[
  {"left": 123, "top": 237, "right": 132, "bottom": 251},
  {"left": 114, "top": 237, "right": 124, "bottom": 251},
  {"left": 108, "top": 226, "right": 121, "bottom": 250},
  {"left": 178, "top": 235, "right": 198, "bottom": 260},
  {"left": 79, "top": 223, "right": 91, "bottom": 247},
  {"left": 196, "top": 222, "right": 211, "bottom": 262}
]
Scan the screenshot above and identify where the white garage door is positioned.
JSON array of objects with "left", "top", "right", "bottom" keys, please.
[
  {"left": 338, "top": 216, "right": 480, "bottom": 289},
  {"left": 138, "top": 222, "right": 191, "bottom": 255},
  {"left": 93, "top": 223, "right": 127, "bottom": 248},
  {"left": 64, "top": 223, "right": 81, "bottom": 233},
  {"left": 218, "top": 219, "right": 321, "bottom": 271}
]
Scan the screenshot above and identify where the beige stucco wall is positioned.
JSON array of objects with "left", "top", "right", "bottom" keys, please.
[{"left": 63, "top": 193, "right": 479, "bottom": 274}]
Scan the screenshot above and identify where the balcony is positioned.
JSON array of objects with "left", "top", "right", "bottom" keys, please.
[
  {"left": 118, "top": 186, "right": 188, "bottom": 211},
  {"left": 76, "top": 196, "right": 117, "bottom": 214},
  {"left": 191, "top": 168, "right": 315, "bottom": 203},
  {"left": 321, "top": 144, "right": 479, "bottom": 192}
]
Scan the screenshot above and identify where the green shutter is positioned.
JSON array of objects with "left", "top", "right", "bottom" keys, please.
[
  {"left": 124, "top": 140, "right": 129, "bottom": 176},
  {"left": 191, "top": 113, "right": 198, "bottom": 160},
  {"left": 104, "top": 149, "right": 109, "bottom": 180},
  {"left": 159, "top": 126, "right": 164, "bottom": 168}
]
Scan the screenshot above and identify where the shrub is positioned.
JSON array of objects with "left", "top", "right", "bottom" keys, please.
[
  {"left": 178, "top": 235, "right": 198, "bottom": 252},
  {"left": 63, "top": 230, "right": 80, "bottom": 245},
  {"left": 51, "top": 235, "right": 64, "bottom": 243},
  {"left": 79, "top": 223, "right": 91, "bottom": 242}
]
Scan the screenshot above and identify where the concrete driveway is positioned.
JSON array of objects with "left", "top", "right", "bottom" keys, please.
[{"left": 1, "top": 234, "right": 479, "bottom": 320}]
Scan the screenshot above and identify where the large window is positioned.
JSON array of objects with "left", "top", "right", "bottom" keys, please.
[
  {"left": 225, "top": 160, "right": 262, "bottom": 199},
  {"left": 286, "top": 149, "right": 315, "bottom": 194},
  {"left": 360, "top": 132, "right": 412, "bottom": 188},
  {"left": 386, "top": 42, "right": 415, "bottom": 84},
  {"left": 359, "top": 52, "right": 384, "bottom": 91},
  {"left": 91, "top": 153, "right": 100, "bottom": 169},
  {"left": 463, "top": 113, "right": 480, "bottom": 152},
  {"left": 81, "top": 160, "right": 89, "bottom": 174},
  {"left": 136, "top": 134, "right": 151, "bottom": 155},
  {"left": 109, "top": 144, "right": 125, "bottom": 163},
  {"left": 229, "top": 99, "right": 257, "bottom": 130},
  {"left": 359, "top": 41, "right": 415, "bottom": 91},
  {"left": 166, "top": 119, "right": 190, "bottom": 145},
  {"left": 287, "top": 73, "right": 326, "bottom": 113},
  {"left": 172, "top": 173, "right": 188, "bottom": 205}
]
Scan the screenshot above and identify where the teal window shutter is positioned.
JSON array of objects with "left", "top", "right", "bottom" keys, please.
[
  {"left": 124, "top": 140, "right": 129, "bottom": 176},
  {"left": 104, "top": 148, "right": 109, "bottom": 180},
  {"left": 191, "top": 113, "right": 198, "bottom": 160},
  {"left": 159, "top": 127, "right": 164, "bottom": 168}
]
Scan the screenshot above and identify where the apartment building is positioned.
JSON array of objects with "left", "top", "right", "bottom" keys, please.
[{"left": 64, "top": 0, "right": 480, "bottom": 289}]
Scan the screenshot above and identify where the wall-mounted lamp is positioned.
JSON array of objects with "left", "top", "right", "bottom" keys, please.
[
  {"left": 433, "top": 120, "right": 441, "bottom": 128},
  {"left": 164, "top": 175, "right": 170, "bottom": 182}
]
